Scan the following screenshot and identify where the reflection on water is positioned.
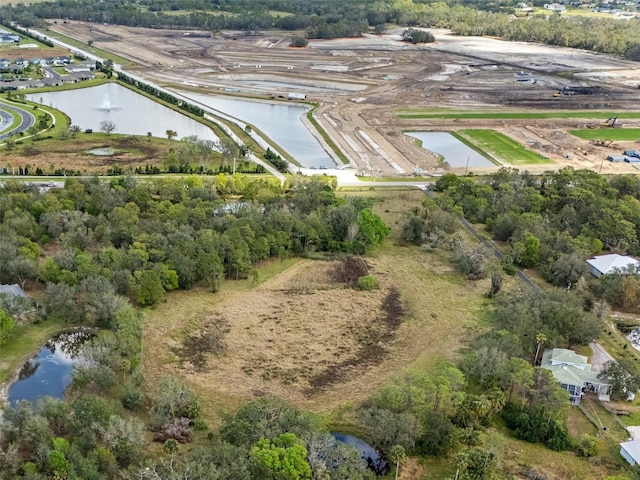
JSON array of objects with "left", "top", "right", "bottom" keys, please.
[
  {"left": 26, "top": 83, "right": 216, "bottom": 141},
  {"left": 8, "top": 331, "right": 93, "bottom": 405},
  {"left": 406, "top": 131, "right": 494, "bottom": 168},
  {"left": 178, "top": 91, "right": 334, "bottom": 169}
]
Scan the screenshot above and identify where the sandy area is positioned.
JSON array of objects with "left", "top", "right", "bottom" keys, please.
[{"left": 41, "top": 21, "right": 640, "bottom": 177}]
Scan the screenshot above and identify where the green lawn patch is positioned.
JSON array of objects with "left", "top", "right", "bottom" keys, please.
[
  {"left": 0, "top": 318, "right": 69, "bottom": 384},
  {"left": 570, "top": 128, "right": 640, "bottom": 141},
  {"left": 397, "top": 109, "right": 640, "bottom": 120},
  {"left": 456, "top": 129, "right": 552, "bottom": 165}
]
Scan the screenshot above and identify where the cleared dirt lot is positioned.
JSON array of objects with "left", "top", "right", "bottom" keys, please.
[{"left": 47, "top": 21, "right": 640, "bottom": 176}]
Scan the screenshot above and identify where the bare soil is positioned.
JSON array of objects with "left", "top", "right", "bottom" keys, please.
[{"left": 45, "top": 21, "right": 640, "bottom": 177}]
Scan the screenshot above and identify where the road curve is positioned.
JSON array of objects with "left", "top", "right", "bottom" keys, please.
[{"left": 0, "top": 101, "right": 36, "bottom": 140}]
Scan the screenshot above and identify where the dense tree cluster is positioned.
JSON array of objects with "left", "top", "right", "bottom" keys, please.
[
  {"left": 2, "top": 0, "right": 640, "bottom": 58},
  {"left": 0, "top": 176, "right": 387, "bottom": 313},
  {"left": 434, "top": 168, "right": 640, "bottom": 310}
]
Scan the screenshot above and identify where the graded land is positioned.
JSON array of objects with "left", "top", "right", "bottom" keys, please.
[{"left": 38, "top": 21, "right": 640, "bottom": 177}]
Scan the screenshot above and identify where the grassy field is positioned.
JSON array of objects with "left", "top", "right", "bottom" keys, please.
[
  {"left": 455, "top": 129, "right": 551, "bottom": 165},
  {"left": 397, "top": 109, "right": 640, "bottom": 120},
  {"left": 141, "top": 188, "right": 491, "bottom": 426},
  {"left": 570, "top": 128, "right": 640, "bottom": 141}
]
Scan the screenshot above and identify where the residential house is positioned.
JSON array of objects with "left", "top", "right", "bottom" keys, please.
[
  {"left": 540, "top": 348, "right": 611, "bottom": 405},
  {"left": 587, "top": 254, "right": 640, "bottom": 278},
  {"left": 620, "top": 440, "right": 640, "bottom": 466},
  {"left": 41, "top": 78, "right": 63, "bottom": 87},
  {"left": 544, "top": 2, "right": 567, "bottom": 11},
  {"left": 0, "top": 284, "right": 28, "bottom": 298}
]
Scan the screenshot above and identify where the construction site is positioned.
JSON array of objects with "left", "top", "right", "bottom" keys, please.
[{"left": 44, "top": 22, "right": 640, "bottom": 176}]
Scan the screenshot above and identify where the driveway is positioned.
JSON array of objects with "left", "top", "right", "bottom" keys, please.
[{"left": 590, "top": 341, "right": 615, "bottom": 372}]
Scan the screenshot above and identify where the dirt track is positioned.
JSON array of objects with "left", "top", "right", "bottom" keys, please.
[{"left": 48, "top": 21, "right": 640, "bottom": 176}]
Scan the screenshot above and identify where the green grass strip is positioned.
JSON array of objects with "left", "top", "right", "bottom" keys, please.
[
  {"left": 306, "top": 105, "right": 349, "bottom": 164},
  {"left": 449, "top": 131, "right": 500, "bottom": 167},
  {"left": 398, "top": 110, "right": 640, "bottom": 120},
  {"left": 570, "top": 128, "right": 640, "bottom": 141},
  {"left": 458, "top": 129, "right": 552, "bottom": 165}
]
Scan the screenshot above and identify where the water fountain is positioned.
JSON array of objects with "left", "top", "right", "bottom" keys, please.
[{"left": 97, "top": 92, "right": 120, "bottom": 112}]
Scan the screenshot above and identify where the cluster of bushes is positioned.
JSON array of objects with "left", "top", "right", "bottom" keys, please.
[{"left": 264, "top": 147, "right": 289, "bottom": 172}]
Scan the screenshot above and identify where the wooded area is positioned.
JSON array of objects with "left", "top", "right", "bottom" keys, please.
[{"left": 1, "top": 0, "right": 639, "bottom": 58}]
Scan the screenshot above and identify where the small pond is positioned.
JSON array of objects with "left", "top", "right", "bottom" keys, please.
[
  {"left": 177, "top": 91, "right": 335, "bottom": 169},
  {"left": 86, "top": 147, "right": 115, "bottom": 156},
  {"left": 406, "top": 131, "right": 494, "bottom": 168},
  {"left": 332, "top": 433, "right": 389, "bottom": 476},
  {"left": 26, "top": 83, "right": 217, "bottom": 141},
  {"left": 7, "top": 331, "right": 93, "bottom": 406}
]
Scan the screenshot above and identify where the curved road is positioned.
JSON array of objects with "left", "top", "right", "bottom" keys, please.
[{"left": 0, "top": 101, "right": 36, "bottom": 140}]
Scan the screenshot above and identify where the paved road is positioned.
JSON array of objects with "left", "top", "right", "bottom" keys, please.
[{"left": 0, "top": 101, "right": 36, "bottom": 140}]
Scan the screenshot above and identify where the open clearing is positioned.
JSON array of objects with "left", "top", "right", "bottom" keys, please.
[
  {"left": 142, "top": 252, "right": 489, "bottom": 421},
  {"left": 456, "top": 129, "right": 551, "bottom": 165},
  {"left": 142, "top": 188, "right": 490, "bottom": 422}
]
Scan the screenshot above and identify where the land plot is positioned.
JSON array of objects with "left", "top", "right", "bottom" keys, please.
[
  {"left": 142, "top": 250, "right": 489, "bottom": 421},
  {"left": 570, "top": 128, "right": 640, "bottom": 141},
  {"left": 456, "top": 129, "right": 551, "bottom": 165}
]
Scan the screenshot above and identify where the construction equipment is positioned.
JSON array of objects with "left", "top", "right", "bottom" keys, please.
[
  {"left": 600, "top": 117, "right": 619, "bottom": 127},
  {"left": 592, "top": 139, "right": 613, "bottom": 147}
]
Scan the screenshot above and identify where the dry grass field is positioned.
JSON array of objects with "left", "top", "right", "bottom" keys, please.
[{"left": 141, "top": 188, "right": 491, "bottom": 424}]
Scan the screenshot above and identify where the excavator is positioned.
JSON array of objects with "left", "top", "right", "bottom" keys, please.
[
  {"left": 592, "top": 139, "right": 613, "bottom": 147},
  {"left": 600, "top": 117, "right": 620, "bottom": 127}
]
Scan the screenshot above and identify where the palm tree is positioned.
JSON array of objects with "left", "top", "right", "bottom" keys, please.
[
  {"left": 534, "top": 332, "right": 547, "bottom": 366},
  {"left": 389, "top": 445, "right": 406, "bottom": 480}
]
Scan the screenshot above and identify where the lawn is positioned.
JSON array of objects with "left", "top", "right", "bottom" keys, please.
[
  {"left": 570, "top": 128, "right": 640, "bottom": 141},
  {"left": 0, "top": 318, "right": 68, "bottom": 384},
  {"left": 455, "top": 129, "right": 551, "bottom": 165},
  {"left": 397, "top": 109, "right": 640, "bottom": 120}
]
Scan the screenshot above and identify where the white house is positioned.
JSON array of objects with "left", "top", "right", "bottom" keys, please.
[
  {"left": 0, "top": 284, "right": 28, "bottom": 298},
  {"left": 544, "top": 3, "right": 567, "bottom": 11},
  {"left": 541, "top": 348, "right": 611, "bottom": 405},
  {"left": 621, "top": 440, "right": 640, "bottom": 466},
  {"left": 587, "top": 254, "right": 640, "bottom": 278}
]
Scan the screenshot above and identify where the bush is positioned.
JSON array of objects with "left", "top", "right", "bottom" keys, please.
[
  {"left": 121, "top": 386, "right": 144, "bottom": 410},
  {"left": 576, "top": 434, "right": 598, "bottom": 457},
  {"left": 357, "top": 274, "right": 379, "bottom": 290}
]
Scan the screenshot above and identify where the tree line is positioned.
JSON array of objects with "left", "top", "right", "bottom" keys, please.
[{"left": 3, "top": 0, "right": 639, "bottom": 58}]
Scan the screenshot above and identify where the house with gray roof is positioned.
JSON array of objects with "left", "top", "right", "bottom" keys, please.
[
  {"left": 0, "top": 284, "right": 28, "bottom": 298},
  {"left": 621, "top": 439, "right": 640, "bottom": 466},
  {"left": 541, "top": 348, "right": 611, "bottom": 405},
  {"left": 587, "top": 254, "right": 640, "bottom": 278}
]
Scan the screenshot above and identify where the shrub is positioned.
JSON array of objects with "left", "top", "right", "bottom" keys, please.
[
  {"left": 357, "top": 274, "right": 379, "bottom": 291},
  {"left": 576, "top": 434, "right": 598, "bottom": 457}
]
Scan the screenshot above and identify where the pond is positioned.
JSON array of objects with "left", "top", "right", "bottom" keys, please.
[
  {"left": 332, "top": 433, "right": 389, "bottom": 476},
  {"left": 406, "top": 131, "right": 494, "bottom": 168},
  {"left": 177, "top": 91, "right": 335, "bottom": 169},
  {"left": 7, "top": 331, "right": 93, "bottom": 406},
  {"left": 26, "top": 83, "right": 217, "bottom": 141}
]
